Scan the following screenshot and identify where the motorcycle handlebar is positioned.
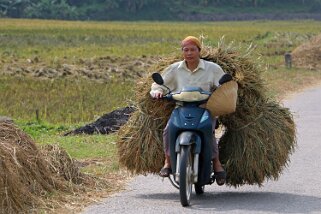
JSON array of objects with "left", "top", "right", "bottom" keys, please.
[{"left": 163, "top": 94, "right": 173, "bottom": 100}]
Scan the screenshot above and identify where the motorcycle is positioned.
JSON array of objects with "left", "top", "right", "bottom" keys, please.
[{"left": 152, "top": 72, "right": 232, "bottom": 207}]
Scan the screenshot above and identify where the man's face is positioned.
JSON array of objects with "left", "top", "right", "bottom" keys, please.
[{"left": 182, "top": 43, "right": 200, "bottom": 64}]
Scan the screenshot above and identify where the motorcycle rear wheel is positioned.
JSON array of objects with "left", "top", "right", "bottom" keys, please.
[{"left": 179, "top": 145, "right": 193, "bottom": 207}]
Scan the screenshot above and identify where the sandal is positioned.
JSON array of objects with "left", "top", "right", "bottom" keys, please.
[
  {"left": 214, "top": 170, "right": 226, "bottom": 186},
  {"left": 159, "top": 167, "right": 172, "bottom": 177}
]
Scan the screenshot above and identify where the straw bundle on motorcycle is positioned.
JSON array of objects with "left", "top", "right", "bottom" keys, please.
[{"left": 117, "top": 41, "right": 296, "bottom": 187}]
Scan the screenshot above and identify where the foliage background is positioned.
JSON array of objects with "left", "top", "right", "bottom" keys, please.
[{"left": 1, "top": 0, "right": 321, "bottom": 20}]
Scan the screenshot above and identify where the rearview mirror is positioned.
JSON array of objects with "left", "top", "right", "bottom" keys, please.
[
  {"left": 219, "top": 74, "right": 233, "bottom": 85},
  {"left": 152, "top": 73, "right": 164, "bottom": 85}
]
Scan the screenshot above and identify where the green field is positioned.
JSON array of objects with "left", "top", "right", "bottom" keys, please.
[
  {"left": 1, "top": 18, "right": 321, "bottom": 177},
  {"left": 1, "top": 19, "right": 321, "bottom": 61}
]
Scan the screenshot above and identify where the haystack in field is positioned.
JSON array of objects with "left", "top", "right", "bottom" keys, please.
[
  {"left": 291, "top": 34, "right": 321, "bottom": 69},
  {"left": 0, "top": 122, "right": 66, "bottom": 213},
  {"left": 117, "top": 41, "right": 296, "bottom": 187},
  {"left": 41, "top": 144, "right": 85, "bottom": 185},
  {"left": 0, "top": 122, "right": 98, "bottom": 213}
]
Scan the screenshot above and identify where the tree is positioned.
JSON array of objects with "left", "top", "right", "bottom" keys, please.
[
  {"left": 252, "top": 0, "right": 264, "bottom": 7},
  {"left": 24, "top": 0, "right": 77, "bottom": 19},
  {"left": 118, "top": 0, "right": 157, "bottom": 13},
  {"left": 0, "top": 0, "right": 30, "bottom": 17},
  {"left": 104, "top": 0, "right": 119, "bottom": 9}
]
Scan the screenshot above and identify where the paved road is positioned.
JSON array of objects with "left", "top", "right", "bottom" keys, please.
[{"left": 83, "top": 86, "right": 321, "bottom": 214}]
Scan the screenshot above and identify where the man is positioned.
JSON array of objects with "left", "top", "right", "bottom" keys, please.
[{"left": 150, "top": 36, "right": 226, "bottom": 185}]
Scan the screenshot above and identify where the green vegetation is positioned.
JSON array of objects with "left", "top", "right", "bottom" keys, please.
[
  {"left": 1, "top": 0, "right": 321, "bottom": 20},
  {"left": 0, "top": 75, "right": 134, "bottom": 124},
  {"left": 1, "top": 19, "right": 320, "bottom": 62},
  {"left": 16, "top": 120, "right": 119, "bottom": 175}
]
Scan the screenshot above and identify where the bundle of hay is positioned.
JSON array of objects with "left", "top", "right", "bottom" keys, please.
[
  {"left": 0, "top": 122, "right": 66, "bottom": 213},
  {"left": 41, "top": 144, "right": 85, "bottom": 185},
  {"left": 117, "top": 58, "right": 177, "bottom": 174},
  {"left": 117, "top": 41, "right": 296, "bottom": 186},
  {"left": 291, "top": 33, "right": 321, "bottom": 69}
]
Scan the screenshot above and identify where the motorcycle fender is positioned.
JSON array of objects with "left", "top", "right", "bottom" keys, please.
[{"left": 175, "top": 131, "right": 201, "bottom": 154}]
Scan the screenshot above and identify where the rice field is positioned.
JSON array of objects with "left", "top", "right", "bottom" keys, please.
[
  {"left": 1, "top": 18, "right": 321, "bottom": 62},
  {"left": 0, "top": 76, "right": 133, "bottom": 124}
]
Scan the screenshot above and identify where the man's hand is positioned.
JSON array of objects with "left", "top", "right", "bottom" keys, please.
[{"left": 150, "top": 90, "right": 163, "bottom": 99}]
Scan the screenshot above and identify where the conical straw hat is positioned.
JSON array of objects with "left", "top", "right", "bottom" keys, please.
[{"left": 206, "top": 81, "right": 238, "bottom": 117}]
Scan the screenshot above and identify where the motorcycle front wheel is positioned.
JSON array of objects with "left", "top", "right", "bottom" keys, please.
[
  {"left": 179, "top": 145, "right": 193, "bottom": 207},
  {"left": 195, "top": 184, "right": 204, "bottom": 195}
]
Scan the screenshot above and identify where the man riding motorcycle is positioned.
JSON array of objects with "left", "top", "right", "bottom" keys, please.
[{"left": 150, "top": 36, "right": 226, "bottom": 186}]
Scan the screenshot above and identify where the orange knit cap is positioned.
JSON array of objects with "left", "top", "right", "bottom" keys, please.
[{"left": 181, "top": 36, "right": 201, "bottom": 50}]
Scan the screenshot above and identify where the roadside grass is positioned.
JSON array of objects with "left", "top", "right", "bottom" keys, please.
[
  {"left": 263, "top": 67, "right": 321, "bottom": 99},
  {"left": 17, "top": 120, "right": 120, "bottom": 176},
  {"left": 39, "top": 133, "right": 120, "bottom": 176}
]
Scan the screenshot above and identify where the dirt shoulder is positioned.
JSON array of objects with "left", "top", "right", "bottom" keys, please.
[{"left": 283, "top": 80, "right": 321, "bottom": 101}]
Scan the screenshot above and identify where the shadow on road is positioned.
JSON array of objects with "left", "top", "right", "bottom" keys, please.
[{"left": 136, "top": 191, "right": 321, "bottom": 213}]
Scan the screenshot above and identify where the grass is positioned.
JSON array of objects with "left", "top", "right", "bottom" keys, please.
[
  {"left": 40, "top": 133, "right": 120, "bottom": 175},
  {"left": 263, "top": 67, "right": 321, "bottom": 99},
  {"left": 17, "top": 120, "right": 120, "bottom": 175},
  {"left": 0, "top": 75, "right": 134, "bottom": 124}
]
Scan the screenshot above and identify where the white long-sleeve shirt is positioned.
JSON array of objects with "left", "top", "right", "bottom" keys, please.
[{"left": 150, "top": 59, "right": 225, "bottom": 96}]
